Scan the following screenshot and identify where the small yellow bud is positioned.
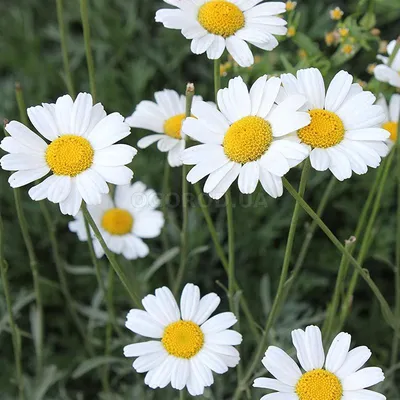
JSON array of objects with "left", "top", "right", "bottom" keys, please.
[
  {"left": 330, "top": 7, "right": 344, "bottom": 20},
  {"left": 286, "top": 1, "right": 297, "bottom": 11},
  {"left": 220, "top": 62, "right": 232, "bottom": 77},
  {"left": 356, "top": 79, "right": 367, "bottom": 88},
  {"left": 366, "top": 63, "right": 376, "bottom": 74},
  {"left": 287, "top": 26, "right": 296, "bottom": 37},
  {"left": 370, "top": 28, "right": 380, "bottom": 36},
  {"left": 379, "top": 40, "right": 388, "bottom": 54},
  {"left": 298, "top": 49, "right": 307, "bottom": 59},
  {"left": 254, "top": 55, "right": 262, "bottom": 64},
  {"left": 325, "top": 31, "right": 336, "bottom": 46},
  {"left": 342, "top": 44, "right": 354, "bottom": 55},
  {"left": 338, "top": 27, "right": 349, "bottom": 37}
]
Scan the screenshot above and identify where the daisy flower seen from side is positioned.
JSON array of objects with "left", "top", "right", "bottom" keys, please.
[
  {"left": 374, "top": 39, "right": 400, "bottom": 88},
  {"left": 377, "top": 94, "right": 400, "bottom": 148},
  {"left": 254, "top": 325, "right": 386, "bottom": 400},
  {"left": 0, "top": 93, "right": 136, "bottom": 216},
  {"left": 124, "top": 283, "right": 242, "bottom": 396},
  {"left": 279, "top": 68, "right": 389, "bottom": 180},
  {"left": 181, "top": 76, "right": 311, "bottom": 199},
  {"left": 155, "top": 0, "right": 287, "bottom": 67},
  {"left": 69, "top": 181, "right": 164, "bottom": 260},
  {"left": 126, "top": 90, "right": 203, "bottom": 167}
]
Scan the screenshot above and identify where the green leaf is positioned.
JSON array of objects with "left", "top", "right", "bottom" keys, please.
[
  {"left": 141, "top": 247, "right": 179, "bottom": 282},
  {"left": 72, "top": 357, "right": 126, "bottom": 379}
]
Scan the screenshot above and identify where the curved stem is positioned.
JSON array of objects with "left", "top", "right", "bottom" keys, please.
[
  {"left": 81, "top": 204, "right": 141, "bottom": 308},
  {"left": 234, "top": 160, "right": 311, "bottom": 398},
  {"left": 56, "top": 0, "right": 75, "bottom": 98},
  {"left": 0, "top": 214, "right": 25, "bottom": 399},
  {"left": 80, "top": 0, "right": 96, "bottom": 101}
]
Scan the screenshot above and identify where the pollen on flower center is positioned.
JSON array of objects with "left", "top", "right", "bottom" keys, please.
[
  {"left": 223, "top": 116, "right": 273, "bottom": 164},
  {"left": 45, "top": 135, "right": 94, "bottom": 176},
  {"left": 162, "top": 320, "right": 204, "bottom": 359},
  {"left": 101, "top": 208, "right": 134, "bottom": 235},
  {"left": 298, "top": 109, "right": 345, "bottom": 148},
  {"left": 198, "top": 0, "right": 245, "bottom": 38},
  {"left": 163, "top": 114, "right": 186, "bottom": 139},
  {"left": 295, "top": 369, "right": 343, "bottom": 400},
  {"left": 383, "top": 121, "right": 398, "bottom": 142}
]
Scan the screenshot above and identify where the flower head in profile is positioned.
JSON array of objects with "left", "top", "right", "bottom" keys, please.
[
  {"left": 377, "top": 94, "right": 400, "bottom": 148},
  {"left": 155, "top": 0, "right": 287, "bottom": 68},
  {"left": 124, "top": 283, "right": 242, "bottom": 396},
  {"left": 69, "top": 181, "right": 164, "bottom": 260},
  {"left": 181, "top": 76, "right": 310, "bottom": 199},
  {"left": 0, "top": 93, "right": 136, "bottom": 216},
  {"left": 279, "top": 68, "right": 389, "bottom": 180},
  {"left": 126, "top": 89, "right": 203, "bottom": 167},
  {"left": 254, "top": 325, "right": 386, "bottom": 400},
  {"left": 374, "top": 39, "right": 400, "bottom": 88}
]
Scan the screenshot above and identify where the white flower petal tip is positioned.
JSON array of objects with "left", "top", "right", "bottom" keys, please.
[
  {"left": 0, "top": 93, "right": 135, "bottom": 215},
  {"left": 374, "top": 39, "right": 400, "bottom": 88},
  {"left": 68, "top": 181, "right": 163, "bottom": 260},
  {"left": 155, "top": 0, "right": 286, "bottom": 67},
  {"left": 279, "top": 67, "right": 390, "bottom": 180},
  {"left": 181, "top": 76, "right": 310, "bottom": 199},
  {"left": 123, "top": 283, "right": 241, "bottom": 394},
  {"left": 128, "top": 90, "right": 205, "bottom": 167},
  {"left": 256, "top": 324, "right": 385, "bottom": 399}
]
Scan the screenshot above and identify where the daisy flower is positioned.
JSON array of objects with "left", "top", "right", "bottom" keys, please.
[
  {"left": 126, "top": 90, "right": 203, "bottom": 167},
  {"left": 374, "top": 39, "right": 400, "bottom": 88},
  {"left": 279, "top": 68, "right": 389, "bottom": 180},
  {"left": 377, "top": 94, "right": 400, "bottom": 148},
  {"left": 0, "top": 93, "right": 136, "bottom": 216},
  {"left": 254, "top": 325, "right": 386, "bottom": 400},
  {"left": 155, "top": 0, "right": 287, "bottom": 68},
  {"left": 124, "top": 283, "right": 242, "bottom": 396},
  {"left": 68, "top": 181, "right": 164, "bottom": 260},
  {"left": 181, "top": 76, "right": 311, "bottom": 199}
]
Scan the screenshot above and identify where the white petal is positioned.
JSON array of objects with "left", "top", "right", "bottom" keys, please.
[
  {"left": 238, "top": 161, "right": 259, "bottom": 194},
  {"left": 206, "top": 35, "right": 226, "bottom": 59},
  {"left": 253, "top": 377, "right": 294, "bottom": 392},
  {"left": 208, "top": 163, "right": 241, "bottom": 199},
  {"left": 389, "top": 94, "right": 400, "bottom": 121},
  {"left": 205, "top": 330, "right": 242, "bottom": 345},
  {"left": 137, "top": 134, "right": 164, "bottom": 148},
  {"left": 186, "top": 154, "right": 230, "bottom": 185},
  {"left": 92, "top": 165, "right": 133, "bottom": 185},
  {"left": 342, "top": 389, "right": 386, "bottom": 400},
  {"left": 27, "top": 106, "right": 59, "bottom": 141},
  {"left": 93, "top": 144, "right": 137, "bottom": 166},
  {"left": 374, "top": 64, "right": 400, "bottom": 88},
  {"left": 252, "top": 76, "right": 282, "bottom": 118},
  {"left": 59, "top": 180, "right": 82, "bottom": 216},
  {"left": 123, "top": 341, "right": 163, "bottom": 357},
  {"left": 145, "top": 356, "right": 174, "bottom": 388},
  {"left": 142, "top": 295, "right": 171, "bottom": 326},
  {"left": 181, "top": 144, "right": 225, "bottom": 165},
  {"left": 342, "top": 367, "right": 385, "bottom": 391},
  {"left": 154, "top": 89, "right": 183, "bottom": 117},
  {"left": 76, "top": 169, "right": 107, "bottom": 205},
  {"left": 47, "top": 175, "right": 72, "bottom": 203},
  {"left": 191, "top": 34, "right": 215, "bottom": 55},
  {"left": 225, "top": 36, "right": 254, "bottom": 67},
  {"left": 325, "top": 332, "right": 351, "bottom": 373},
  {"left": 191, "top": 101, "right": 230, "bottom": 135},
  {"left": 336, "top": 346, "right": 372, "bottom": 380},
  {"left": 167, "top": 140, "right": 185, "bottom": 167},
  {"left": 180, "top": 283, "right": 201, "bottom": 321},
  {"left": 325, "top": 70, "right": 353, "bottom": 112},
  {"left": 70, "top": 93, "right": 93, "bottom": 136},
  {"left": 4, "top": 121, "right": 48, "bottom": 151},
  {"left": 326, "top": 146, "right": 352, "bottom": 181},
  {"left": 171, "top": 358, "right": 190, "bottom": 390},
  {"left": 182, "top": 118, "right": 224, "bottom": 144},
  {"left": 192, "top": 293, "right": 221, "bottom": 325},
  {"left": 201, "top": 312, "right": 237, "bottom": 334},
  {"left": 259, "top": 148, "right": 290, "bottom": 177},
  {"left": 133, "top": 350, "right": 168, "bottom": 373},
  {"left": 345, "top": 128, "right": 389, "bottom": 142},
  {"left": 55, "top": 94, "right": 74, "bottom": 134},
  {"left": 259, "top": 168, "right": 283, "bottom": 198},
  {"left": 154, "top": 286, "right": 181, "bottom": 323},
  {"left": 297, "top": 68, "right": 326, "bottom": 109},
  {"left": 310, "top": 148, "right": 330, "bottom": 171},
  {"left": 196, "top": 349, "right": 228, "bottom": 374},
  {"left": 29, "top": 175, "right": 58, "bottom": 200},
  {"left": 125, "top": 309, "right": 164, "bottom": 338},
  {"left": 8, "top": 168, "right": 49, "bottom": 188},
  {"left": 260, "top": 394, "right": 298, "bottom": 400}
]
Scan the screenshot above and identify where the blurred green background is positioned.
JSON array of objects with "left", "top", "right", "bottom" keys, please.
[{"left": 0, "top": 0, "right": 400, "bottom": 398}]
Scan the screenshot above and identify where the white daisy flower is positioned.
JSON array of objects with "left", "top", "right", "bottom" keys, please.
[
  {"left": 126, "top": 90, "right": 203, "bottom": 168},
  {"left": 376, "top": 93, "right": 400, "bottom": 148},
  {"left": 374, "top": 40, "right": 400, "bottom": 88},
  {"left": 155, "top": 0, "right": 287, "bottom": 68},
  {"left": 181, "top": 76, "right": 311, "bottom": 199},
  {"left": 279, "top": 68, "right": 390, "bottom": 181},
  {"left": 68, "top": 181, "right": 164, "bottom": 260},
  {"left": 124, "top": 283, "right": 242, "bottom": 396},
  {"left": 254, "top": 325, "right": 386, "bottom": 400},
  {"left": 0, "top": 93, "right": 137, "bottom": 216}
]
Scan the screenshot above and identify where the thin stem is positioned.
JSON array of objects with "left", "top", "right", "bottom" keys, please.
[
  {"left": 193, "top": 184, "right": 260, "bottom": 340},
  {"left": 234, "top": 161, "right": 311, "bottom": 398},
  {"left": 80, "top": 0, "right": 96, "bottom": 101},
  {"left": 40, "top": 202, "right": 94, "bottom": 355},
  {"left": 0, "top": 214, "right": 25, "bottom": 399},
  {"left": 214, "top": 59, "right": 221, "bottom": 99},
  {"left": 161, "top": 160, "right": 174, "bottom": 285},
  {"left": 340, "top": 152, "right": 394, "bottom": 328},
  {"left": 282, "top": 177, "right": 395, "bottom": 327},
  {"left": 323, "top": 236, "right": 356, "bottom": 342},
  {"left": 225, "top": 190, "right": 235, "bottom": 311},
  {"left": 56, "top": 0, "right": 75, "bottom": 98},
  {"left": 81, "top": 204, "right": 141, "bottom": 308},
  {"left": 387, "top": 37, "right": 400, "bottom": 67},
  {"left": 179, "top": 391, "right": 185, "bottom": 400},
  {"left": 391, "top": 111, "right": 400, "bottom": 366},
  {"left": 173, "top": 84, "right": 195, "bottom": 295}
]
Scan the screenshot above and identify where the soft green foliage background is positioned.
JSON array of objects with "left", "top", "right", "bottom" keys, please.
[{"left": 0, "top": 0, "right": 400, "bottom": 398}]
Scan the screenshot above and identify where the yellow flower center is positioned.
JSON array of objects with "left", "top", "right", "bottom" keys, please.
[
  {"left": 45, "top": 135, "right": 94, "bottom": 176},
  {"left": 223, "top": 116, "right": 273, "bottom": 164},
  {"left": 163, "top": 114, "right": 186, "bottom": 139},
  {"left": 287, "top": 26, "right": 296, "bottom": 37},
  {"left": 162, "top": 321, "right": 204, "bottom": 359},
  {"left": 296, "top": 369, "right": 343, "bottom": 400},
  {"left": 198, "top": 0, "right": 245, "bottom": 38},
  {"left": 298, "top": 109, "right": 345, "bottom": 148},
  {"left": 101, "top": 208, "right": 134, "bottom": 235},
  {"left": 383, "top": 121, "right": 398, "bottom": 142},
  {"left": 342, "top": 44, "right": 354, "bottom": 55}
]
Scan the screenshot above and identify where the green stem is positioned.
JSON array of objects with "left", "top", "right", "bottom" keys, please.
[
  {"left": 179, "top": 390, "right": 185, "bottom": 400},
  {"left": 193, "top": 184, "right": 260, "bottom": 340},
  {"left": 81, "top": 204, "right": 141, "bottom": 308},
  {"left": 40, "top": 202, "right": 94, "bottom": 355},
  {"left": 391, "top": 111, "right": 400, "bottom": 366},
  {"left": 387, "top": 38, "right": 400, "bottom": 67},
  {"left": 234, "top": 160, "right": 311, "bottom": 399},
  {"left": 161, "top": 160, "right": 174, "bottom": 285},
  {"left": 340, "top": 152, "right": 394, "bottom": 328},
  {"left": 323, "top": 236, "right": 356, "bottom": 342},
  {"left": 0, "top": 214, "right": 25, "bottom": 399},
  {"left": 80, "top": 0, "right": 96, "bottom": 101},
  {"left": 56, "top": 0, "right": 75, "bottom": 98},
  {"left": 214, "top": 59, "right": 221, "bottom": 99},
  {"left": 225, "top": 190, "right": 235, "bottom": 311},
  {"left": 282, "top": 177, "right": 395, "bottom": 327},
  {"left": 173, "top": 84, "right": 195, "bottom": 295}
]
